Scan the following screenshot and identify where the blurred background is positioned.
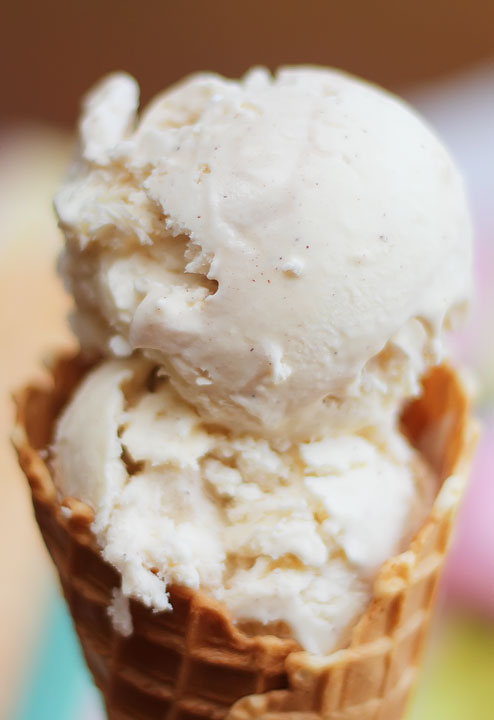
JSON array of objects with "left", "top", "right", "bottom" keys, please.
[{"left": 1, "top": 1, "right": 493, "bottom": 718}]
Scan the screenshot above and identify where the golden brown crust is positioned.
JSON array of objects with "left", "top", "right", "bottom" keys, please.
[{"left": 13, "top": 356, "right": 477, "bottom": 720}]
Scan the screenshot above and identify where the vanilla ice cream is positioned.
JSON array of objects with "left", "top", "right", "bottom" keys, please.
[
  {"left": 53, "top": 357, "right": 431, "bottom": 654},
  {"left": 55, "top": 67, "right": 472, "bottom": 440},
  {"left": 52, "top": 66, "right": 472, "bottom": 655}
]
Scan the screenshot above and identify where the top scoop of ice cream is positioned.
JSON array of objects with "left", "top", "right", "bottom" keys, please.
[{"left": 55, "top": 67, "right": 472, "bottom": 439}]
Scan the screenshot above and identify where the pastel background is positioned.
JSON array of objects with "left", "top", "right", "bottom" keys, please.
[{"left": 1, "top": 3, "right": 493, "bottom": 719}]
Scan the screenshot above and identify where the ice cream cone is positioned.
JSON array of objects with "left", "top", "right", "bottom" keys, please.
[{"left": 13, "top": 355, "right": 477, "bottom": 720}]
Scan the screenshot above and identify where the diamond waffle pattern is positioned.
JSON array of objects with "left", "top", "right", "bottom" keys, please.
[
  {"left": 229, "top": 527, "right": 464, "bottom": 719},
  {"left": 13, "top": 356, "right": 476, "bottom": 720},
  {"left": 47, "top": 512, "right": 295, "bottom": 720}
]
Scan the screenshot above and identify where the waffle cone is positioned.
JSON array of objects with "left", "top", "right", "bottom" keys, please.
[{"left": 13, "top": 355, "right": 477, "bottom": 720}]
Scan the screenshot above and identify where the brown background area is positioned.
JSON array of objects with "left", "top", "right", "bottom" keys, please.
[{"left": 1, "top": 0, "right": 493, "bottom": 127}]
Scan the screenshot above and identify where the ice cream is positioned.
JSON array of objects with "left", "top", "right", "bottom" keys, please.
[
  {"left": 53, "top": 356, "right": 431, "bottom": 654},
  {"left": 51, "top": 67, "right": 472, "bottom": 657},
  {"left": 55, "top": 67, "right": 472, "bottom": 440}
]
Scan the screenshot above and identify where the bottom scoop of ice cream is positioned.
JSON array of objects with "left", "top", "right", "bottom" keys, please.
[
  {"left": 52, "top": 358, "right": 432, "bottom": 655},
  {"left": 55, "top": 66, "right": 472, "bottom": 439}
]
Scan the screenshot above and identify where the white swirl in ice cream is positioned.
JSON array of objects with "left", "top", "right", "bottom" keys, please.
[{"left": 55, "top": 67, "right": 472, "bottom": 440}]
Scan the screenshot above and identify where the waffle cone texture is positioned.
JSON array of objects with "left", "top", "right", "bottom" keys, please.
[{"left": 13, "top": 355, "right": 477, "bottom": 720}]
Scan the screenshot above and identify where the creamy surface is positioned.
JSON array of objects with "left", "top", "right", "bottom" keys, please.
[
  {"left": 55, "top": 67, "right": 472, "bottom": 440},
  {"left": 53, "top": 358, "right": 431, "bottom": 654},
  {"left": 52, "top": 66, "right": 473, "bottom": 654}
]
